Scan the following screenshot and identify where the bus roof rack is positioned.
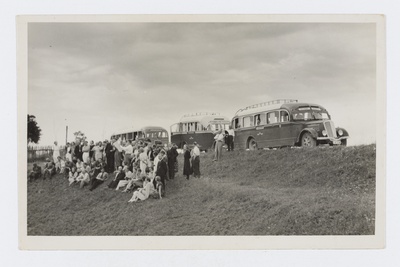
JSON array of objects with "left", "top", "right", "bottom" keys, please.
[
  {"left": 235, "top": 99, "right": 298, "bottom": 115},
  {"left": 182, "top": 112, "right": 221, "bottom": 118}
]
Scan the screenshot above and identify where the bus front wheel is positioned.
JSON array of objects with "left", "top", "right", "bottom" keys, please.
[
  {"left": 301, "top": 132, "right": 317, "bottom": 147},
  {"left": 248, "top": 138, "right": 258, "bottom": 150}
]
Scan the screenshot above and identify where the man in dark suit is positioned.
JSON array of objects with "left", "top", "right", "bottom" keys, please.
[
  {"left": 156, "top": 150, "right": 168, "bottom": 191},
  {"left": 107, "top": 166, "right": 125, "bottom": 189},
  {"left": 104, "top": 139, "right": 115, "bottom": 173}
]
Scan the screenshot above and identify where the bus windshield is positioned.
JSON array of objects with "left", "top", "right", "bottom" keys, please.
[
  {"left": 209, "top": 123, "right": 230, "bottom": 132},
  {"left": 292, "top": 106, "right": 330, "bottom": 121}
]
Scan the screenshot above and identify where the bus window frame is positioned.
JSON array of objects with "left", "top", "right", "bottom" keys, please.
[
  {"left": 243, "top": 116, "right": 253, "bottom": 128},
  {"left": 266, "top": 110, "right": 280, "bottom": 124}
]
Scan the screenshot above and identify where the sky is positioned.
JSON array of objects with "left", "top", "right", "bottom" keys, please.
[{"left": 27, "top": 22, "right": 376, "bottom": 146}]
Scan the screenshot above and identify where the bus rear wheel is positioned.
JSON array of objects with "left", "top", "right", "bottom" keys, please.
[
  {"left": 248, "top": 138, "right": 258, "bottom": 150},
  {"left": 301, "top": 132, "right": 317, "bottom": 147}
]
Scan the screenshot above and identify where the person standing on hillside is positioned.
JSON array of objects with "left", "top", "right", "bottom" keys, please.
[
  {"left": 65, "top": 142, "right": 72, "bottom": 161},
  {"left": 89, "top": 140, "right": 95, "bottom": 161},
  {"left": 139, "top": 148, "right": 149, "bottom": 175},
  {"left": 182, "top": 144, "right": 191, "bottom": 180},
  {"left": 82, "top": 141, "right": 91, "bottom": 164},
  {"left": 113, "top": 138, "right": 123, "bottom": 170},
  {"left": 167, "top": 143, "right": 178, "bottom": 180},
  {"left": 191, "top": 142, "right": 201, "bottom": 178},
  {"left": 78, "top": 141, "right": 84, "bottom": 161},
  {"left": 156, "top": 150, "right": 168, "bottom": 190},
  {"left": 227, "top": 126, "right": 235, "bottom": 151},
  {"left": 53, "top": 141, "right": 60, "bottom": 163},
  {"left": 121, "top": 140, "right": 133, "bottom": 166},
  {"left": 213, "top": 129, "right": 225, "bottom": 161},
  {"left": 104, "top": 139, "right": 115, "bottom": 173}
]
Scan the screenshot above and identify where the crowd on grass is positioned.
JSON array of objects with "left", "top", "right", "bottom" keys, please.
[{"left": 28, "top": 138, "right": 202, "bottom": 202}]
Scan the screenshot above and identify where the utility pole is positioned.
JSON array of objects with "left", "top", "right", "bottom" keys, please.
[{"left": 65, "top": 118, "right": 68, "bottom": 145}]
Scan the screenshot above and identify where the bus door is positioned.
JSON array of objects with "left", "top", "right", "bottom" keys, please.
[
  {"left": 263, "top": 111, "right": 281, "bottom": 147},
  {"left": 278, "top": 110, "right": 296, "bottom": 146}
]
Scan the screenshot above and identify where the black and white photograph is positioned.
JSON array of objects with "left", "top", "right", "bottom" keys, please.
[{"left": 17, "top": 15, "right": 385, "bottom": 250}]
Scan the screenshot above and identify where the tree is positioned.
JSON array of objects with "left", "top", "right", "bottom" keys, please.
[
  {"left": 73, "top": 131, "right": 86, "bottom": 143},
  {"left": 28, "top": 115, "right": 42, "bottom": 144}
]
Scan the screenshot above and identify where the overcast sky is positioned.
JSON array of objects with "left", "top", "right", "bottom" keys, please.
[{"left": 28, "top": 22, "right": 376, "bottom": 146}]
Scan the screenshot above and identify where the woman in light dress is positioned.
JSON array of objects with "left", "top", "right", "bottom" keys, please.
[
  {"left": 138, "top": 148, "right": 148, "bottom": 175},
  {"left": 82, "top": 141, "right": 91, "bottom": 164},
  {"left": 65, "top": 143, "right": 72, "bottom": 161},
  {"left": 92, "top": 141, "right": 104, "bottom": 161},
  {"left": 128, "top": 176, "right": 157, "bottom": 202}
]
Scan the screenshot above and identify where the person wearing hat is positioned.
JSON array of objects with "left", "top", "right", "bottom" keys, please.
[{"left": 191, "top": 142, "right": 201, "bottom": 178}]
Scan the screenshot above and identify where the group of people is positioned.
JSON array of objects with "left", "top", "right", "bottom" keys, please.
[
  {"left": 213, "top": 126, "right": 235, "bottom": 162},
  {"left": 29, "top": 138, "right": 204, "bottom": 203}
]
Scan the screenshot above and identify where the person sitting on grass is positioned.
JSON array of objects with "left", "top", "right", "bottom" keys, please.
[
  {"left": 90, "top": 159, "right": 103, "bottom": 183},
  {"left": 107, "top": 166, "right": 125, "bottom": 189},
  {"left": 115, "top": 166, "right": 134, "bottom": 191},
  {"left": 64, "top": 158, "right": 74, "bottom": 178},
  {"left": 28, "top": 163, "right": 42, "bottom": 182},
  {"left": 84, "top": 162, "right": 91, "bottom": 174},
  {"left": 76, "top": 158, "right": 84, "bottom": 173},
  {"left": 89, "top": 167, "right": 108, "bottom": 191},
  {"left": 68, "top": 166, "right": 78, "bottom": 186},
  {"left": 76, "top": 168, "right": 90, "bottom": 189},
  {"left": 55, "top": 156, "right": 61, "bottom": 173},
  {"left": 43, "top": 158, "right": 56, "bottom": 179},
  {"left": 152, "top": 176, "right": 164, "bottom": 199},
  {"left": 121, "top": 166, "right": 143, "bottom": 192},
  {"left": 128, "top": 176, "right": 157, "bottom": 203}
]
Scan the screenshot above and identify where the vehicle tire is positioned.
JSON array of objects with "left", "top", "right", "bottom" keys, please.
[
  {"left": 248, "top": 138, "right": 258, "bottom": 150},
  {"left": 301, "top": 132, "right": 317, "bottom": 147},
  {"left": 341, "top": 139, "right": 347, "bottom": 146}
]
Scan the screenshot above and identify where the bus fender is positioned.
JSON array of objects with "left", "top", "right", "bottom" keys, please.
[{"left": 297, "top": 128, "right": 318, "bottom": 143}]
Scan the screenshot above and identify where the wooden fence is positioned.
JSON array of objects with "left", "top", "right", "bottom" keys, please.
[{"left": 27, "top": 146, "right": 66, "bottom": 162}]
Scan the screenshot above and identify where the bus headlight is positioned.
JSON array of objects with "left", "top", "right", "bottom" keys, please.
[
  {"left": 322, "top": 130, "right": 327, "bottom": 136},
  {"left": 338, "top": 129, "right": 343, "bottom": 136}
]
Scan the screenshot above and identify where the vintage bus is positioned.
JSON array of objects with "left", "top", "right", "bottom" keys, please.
[
  {"left": 110, "top": 126, "right": 169, "bottom": 147},
  {"left": 170, "top": 112, "right": 231, "bottom": 150},
  {"left": 232, "top": 99, "right": 349, "bottom": 149}
]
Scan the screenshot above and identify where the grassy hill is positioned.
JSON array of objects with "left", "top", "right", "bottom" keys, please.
[{"left": 27, "top": 144, "right": 376, "bottom": 236}]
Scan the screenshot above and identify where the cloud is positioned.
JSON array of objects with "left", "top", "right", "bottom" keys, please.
[{"left": 28, "top": 22, "right": 376, "bottom": 146}]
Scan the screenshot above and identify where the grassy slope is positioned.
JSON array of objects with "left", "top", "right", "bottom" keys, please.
[{"left": 27, "top": 145, "right": 375, "bottom": 236}]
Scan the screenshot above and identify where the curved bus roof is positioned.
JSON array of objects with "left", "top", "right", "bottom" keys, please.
[
  {"left": 112, "top": 125, "right": 168, "bottom": 135},
  {"left": 234, "top": 100, "right": 328, "bottom": 117},
  {"left": 234, "top": 99, "right": 298, "bottom": 117},
  {"left": 178, "top": 112, "right": 230, "bottom": 125}
]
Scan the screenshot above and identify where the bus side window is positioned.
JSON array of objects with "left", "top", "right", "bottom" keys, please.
[
  {"left": 267, "top": 111, "right": 279, "bottom": 124},
  {"left": 243, "top": 116, "right": 251, "bottom": 127},
  {"left": 254, "top": 114, "right": 262, "bottom": 126},
  {"left": 281, "top": 111, "right": 289, "bottom": 122}
]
